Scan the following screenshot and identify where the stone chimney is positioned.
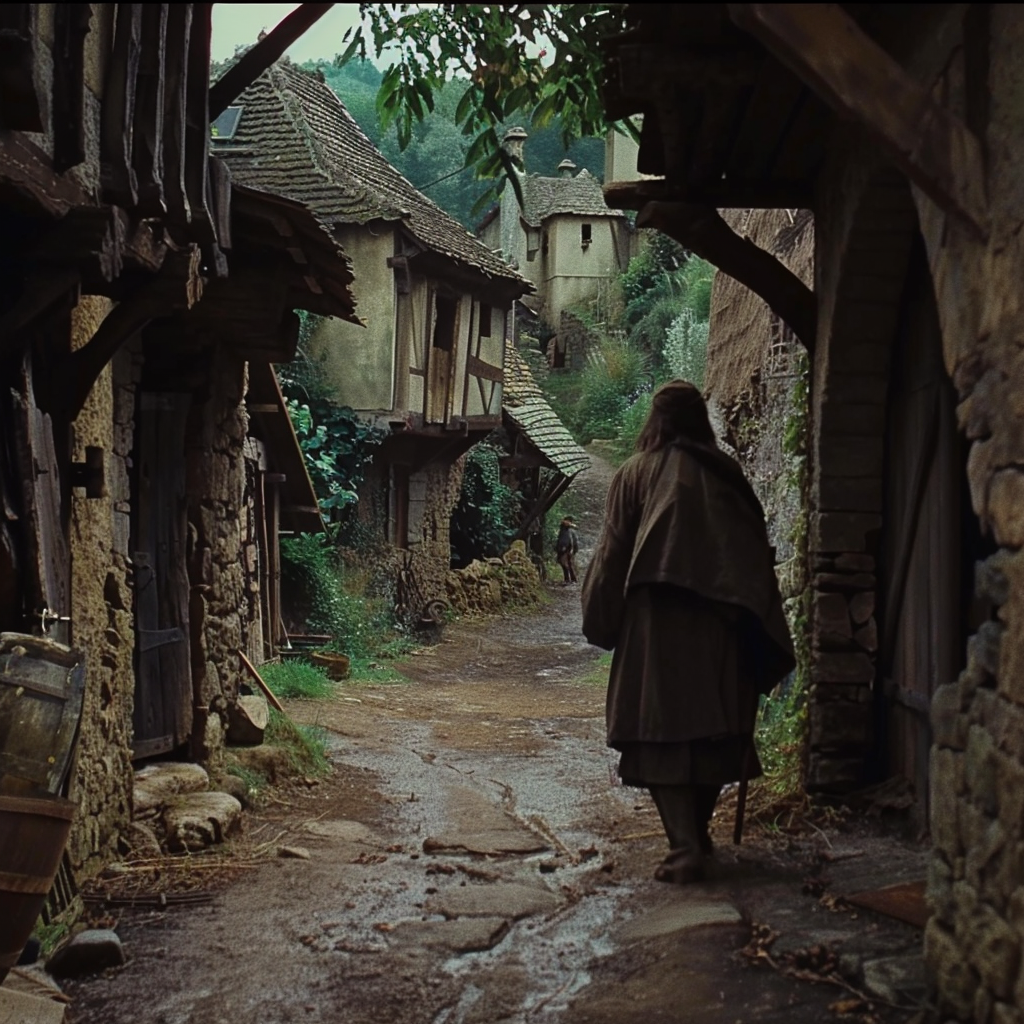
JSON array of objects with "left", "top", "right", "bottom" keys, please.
[
  {"left": 557, "top": 159, "right": 576, "bottom": 178},
  {"left": 503, "top": 127, "right": 528, "bottom": 169}
]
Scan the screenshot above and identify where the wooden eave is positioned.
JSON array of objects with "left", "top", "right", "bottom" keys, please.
[
  {"left": 246, "top": 360, "right": 324, "bottom": 535},
  {"left": 603, "top": 6, "right": 832, "bottom": 210}
]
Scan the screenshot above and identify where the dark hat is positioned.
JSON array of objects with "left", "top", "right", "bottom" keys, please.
[{"left": 561, "top": 516, "right": 576, "bottom": 526}]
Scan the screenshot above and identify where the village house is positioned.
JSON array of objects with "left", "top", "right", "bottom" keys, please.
[
  {"left": 496, "top": 341, "right": 590, "bottom": 567},
  {"left": 477, "top": 128, "right": 635, "bottom": 353},
  {"left": 604, "top": 4, "right": 1024, "bottom": 1019},
  {"left": 215, "top": 60, "right": 531, "bottom": 613},
  {"left": 0, "top": 0, "right": 358, "bottom": 924}
]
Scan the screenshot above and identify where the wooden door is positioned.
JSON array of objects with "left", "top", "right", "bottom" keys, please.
[
  {"left": 427, "top": 294, "right": 457, "bottom": 424},
  {"left": 10, "top": 353, "right": 70, "bottom": 642},
  {"left": 132, "top": 392, "right": 192, "bottom": 759},
  {"left": 879, "top": 239, "right": 962, "bottom": 831}
]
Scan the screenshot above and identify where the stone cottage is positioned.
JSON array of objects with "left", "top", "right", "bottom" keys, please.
[
  {"left": 477, "top": 129, "right": 635, "bottom": 336},
  {"left": 0, "top": 4, "right": 355, "bottom": 881},
  {"left": 215, "top": 60, "right": 531, "bottom": 611},
  {"left": 604, "top": 4, "right": 1024, "bottom": 1018}
]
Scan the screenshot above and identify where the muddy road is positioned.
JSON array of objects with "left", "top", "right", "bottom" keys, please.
[{"left": 65, "top": 457, "right": 926, "bottom": 1024}]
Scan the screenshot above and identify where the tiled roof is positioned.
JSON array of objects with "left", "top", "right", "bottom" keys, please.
[
  {"left": 214, "top": 60, "right": 526, "bottom": 288},
  {"left": 520, "top": 169, "right": 624, "bottom": 227},
  {"left": 503, "top": 343, "right": 590, "bottom": 477}
]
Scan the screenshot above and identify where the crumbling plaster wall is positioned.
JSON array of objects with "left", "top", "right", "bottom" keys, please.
[{"left": 66, "top": 296, "right": 137, "bottom": 877}]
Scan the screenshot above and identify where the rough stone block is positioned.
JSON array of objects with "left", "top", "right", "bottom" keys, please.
[
  {"left": 226, "top": 694, "right": 269, "bottom": 746},
  {"left": 925, "top": 917, "right": 980, "bottom": 1020},
  {"left": 992, "top": 1001, "right": 1022, "bottom": 1024},
  {"left": 134, "top": 762, "right": 210, "bottom": 816},
  {"left": 809, "top": 699, "right": 870, "bottom": 748},
  {"left": 977, "top": 550, "right": 1013, "bottom": 606},
  {"left": 820, "top": 402, "right": 887, "bottom": 436},
  {"left": 811, "top": 651, "right": 875, "bottom": 684},
  {"left": 967, "top": 903, "right": 1021, "bottom": 1000},
  {"left": 815, "top": 474, "right": 884, "bottom": 513},
  {"left": 817, "top": 434, "right": 886, "bottom": 478},
  {"left": 813, "top": 592, "right": 852, "bottom": 637},
  {"left": 163, "top": 791, "right": 242, "bottom": 852},
  {"left": 805, "top": 753, "right": 864, "bottom": 790},
  {"left": 814, "top": 572, "right": 877, "bottom": 591},
  {"left": 997, "top": 752, "right": 1024, "bottom": 840},
  {"left": 823, "top": 373, "right": 888, "bottom": 406},
  {"left": 854, "top": 618, "right": 878, "bottom": 652},
  {"left": 930, "top": 748, "right": 964, "bottom": 859},
  {"left": 967, "top": 724, "right": 1000, "bottom": 815},
  {"left": 932, "top": 683, "right": 968, "bottom": 750},
  {"left": 989, "top": 469, "right": 1024, "bottom": 547},
  {"left": 812, "top": 511, "right": 882, "bottom": 553},
  {"left": 958, "top": 368, "right": 1004, "bottom": 439},
  {"left": 928, "top": 852, "right": 954, "bottom": 924},
  {"left": 47, "top": 928, "right": 125, "bottom": 978},
  {"left": 849, "top": 590, "right": 876, "bottom": 623}
]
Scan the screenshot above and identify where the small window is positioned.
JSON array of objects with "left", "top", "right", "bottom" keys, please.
[
  {"left": 211, "top": 105, "right": 243, "bottom": 141},
  {"left": 581, "top": 223, "right": 592, "bottom": 247},
  {"left": 432, "top": 295, "right": 457, "bottom": 351},
  {"left": 479, "top": 303, "right": 492, "bottom": 338}
]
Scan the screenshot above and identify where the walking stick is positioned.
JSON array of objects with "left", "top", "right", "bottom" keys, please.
[{"left": 733, "top": 738, "right": 754, "bottom": 845}]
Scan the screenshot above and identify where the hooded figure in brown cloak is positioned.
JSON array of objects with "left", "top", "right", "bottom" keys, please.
[{"left": 581, "top": 380, "right": 795, "bottom": 884}]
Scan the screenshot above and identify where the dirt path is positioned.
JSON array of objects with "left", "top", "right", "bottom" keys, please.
[{"left": 64, "top": 453, "right": 926, "bottom": 1024}]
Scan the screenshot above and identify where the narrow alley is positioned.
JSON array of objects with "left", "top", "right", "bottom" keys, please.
[{"left": 59, "top": 468, "right": 928, "bottom": 1024}]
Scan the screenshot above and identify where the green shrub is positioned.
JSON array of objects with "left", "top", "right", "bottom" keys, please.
[
  {"left": 280, "top": 533, "right": 408, "bottom": 659},
  {"left": 663, "top": 308, "right": 709, "bottom": 389},
  {"left": 610, "top": 388, "right": 653, "bottom": 464},
  {"left": 450, "top": 441, "right": 522, "bottom": 567},
  {"left": 259, "top": 660, "right": 334, "bottom": 700},
  {"left": 755, "top": 677, "right": 806, "bottom": 799},
  {"left": 265, "top": 710, "right": 332, "bottom": 777}
]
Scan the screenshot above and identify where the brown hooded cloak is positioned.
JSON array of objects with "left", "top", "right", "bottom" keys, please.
[{"left": 582, "top": 441, "right": 795, "bottom": 781}]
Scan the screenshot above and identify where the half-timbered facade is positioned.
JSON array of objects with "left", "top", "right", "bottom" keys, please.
[{"left": 216, "top": 59, "right": 530, "bottom": 606}]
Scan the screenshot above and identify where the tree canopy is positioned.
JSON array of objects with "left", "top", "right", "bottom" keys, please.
[{"left": 338, "top": 4, "right": 632, "bottom": 213}]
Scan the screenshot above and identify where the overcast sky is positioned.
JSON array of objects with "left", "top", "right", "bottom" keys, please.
[{"left": 211, "top": 4, "right": 369, "bottom": 64}]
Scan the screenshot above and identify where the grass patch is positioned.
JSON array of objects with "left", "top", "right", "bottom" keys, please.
[
  {"left": 259, "top": 659, "right": 334, "bottom": 700},
  {"left": 754, "top": 678, "right": 806, "bottom": 800},
  {"left": 32, "top": 919, "right": 70, "bottom": 956},
  {"left": 265, "top": 710, "right": 332, "bottom": 777},
  {"left": 226, "top": 762, "right": 269, "bottom": 799},
  {"left": 346, "top": 654, "right": 409, "bottom": 685}
]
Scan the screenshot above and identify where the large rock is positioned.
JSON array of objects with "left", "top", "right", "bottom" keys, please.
[
  {"left": 133, "top": 763, "right": 209, "bottom": 817},
  {"left": 226, "top": 694, "right": 269, "bottom": 746},
  {"left": 424, "top": 881, "right": 561, "bottom": 921},
  {"left": 47, "top": 929, "right": 124, "bottom": 978},
  {"left": 162, "top": 791, "right": 242, "bottom": 851}
]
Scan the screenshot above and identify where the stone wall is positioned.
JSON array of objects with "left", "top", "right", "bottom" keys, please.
[
  {"left": 912, "top": 8, "right": 1024, "bottom": 1020},
  {"left": 66, "top": 297, "right": 137, "bottom": 877},
  {"left": 184, "top": 347, "right": 251, "bottom": 768}
]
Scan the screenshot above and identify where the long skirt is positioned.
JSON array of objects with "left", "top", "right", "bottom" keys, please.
[{"left": 607, "top": 584, "right": 763, "bottom": 788}]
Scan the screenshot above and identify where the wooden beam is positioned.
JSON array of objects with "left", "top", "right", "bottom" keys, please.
[
  {"left": 101, "top": 3, "right": 143, "bottom": 207},
  {"left": 51, "top": 4, "right": 92, "bottom": 171},
  {"left": 604, "top": 178, "right": 812, "bottom": 212},
  {"left": 637, "top": 201, "right": 816, "bottom": 352},
  {"left": 47, "top": 245, "right": 204, "bottom": 420},
  {"left": 208, "top": 4, "right": 336, "bottom": 119},
  {"left": 727, "top": 3, "right": 988, "bottom": 236},
  {"left": 0, "top": 270, "right": 80, "bottom": 359},
  {"left": 0, "top": 131, "right": 90, "bottom": 216}
]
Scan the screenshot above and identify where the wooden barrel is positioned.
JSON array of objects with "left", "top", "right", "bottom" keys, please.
[
  {"left": 0, "top": 633, "right": 85, "bottom": 795},
  {"left": 0, "top": 794, "right": 75, "bottom": 984}
]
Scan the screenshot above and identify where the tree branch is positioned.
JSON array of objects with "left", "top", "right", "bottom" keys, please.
[
  {"left": 209, "top": 4, "right": 336, "bottom": 119},
  {"left": 637, "top": 201, "right": 816, "bottom": 353}
]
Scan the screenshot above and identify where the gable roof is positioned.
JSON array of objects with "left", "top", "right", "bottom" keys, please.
[
  {"left": 214, "top": 60, "right": 526, "bottom": 291},
  {"left": 503, "top": 343, "right": 590, "bottom": 478},
  {"left": 519, "top": 169, "right": 624, "bottom": 228}
]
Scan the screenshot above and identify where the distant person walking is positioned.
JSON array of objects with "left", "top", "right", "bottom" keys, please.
[
  {"left": 556, "top": 516, "right": 580, "bottom": 585},
  {"left": 581, "top": 380, "right": 794, "bottom": 884}
]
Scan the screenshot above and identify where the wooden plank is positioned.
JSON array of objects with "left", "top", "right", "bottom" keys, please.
[
  {"left": 160, "top": 3, "right": 191, "bottom": 227},
  {"left": 11, "top": 356, "right": 70, "bottom": 641},
  {"left": 0, "top": 132, "right": 89, "bottom": 217},
  {"left": 132, "top": 392, "right": 193, "bottom": 754},
  {"left": 101, "top": 3, "right": 143, "bottom": 206},
  {"left": 52, "top": 4, "right": 93, "bottom": 171},
  {"left": 237, "top": 649, "right": 285, "bottom": 713},
  {"left": 466, "top": 354, "right": 502, "bottom": 383},
  {"left": 183, "top": 3, "right": 215, "bottom": 242},
  {"left": 728, "top": 3, "right": 988, "bottom": 236},
  {"left": 209, "top": 157, "right": 232, "bottom": 250},
  {"left": 133, "top": 3, "right": 169, "bottom": 215}
]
